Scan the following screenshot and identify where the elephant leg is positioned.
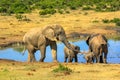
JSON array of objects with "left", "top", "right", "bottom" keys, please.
[
  {"left": 39, "top": 45, "right": 46, "bottom": 62},
  {"left": 86, "top": 59, "right": 89, "bottom": 64},
  {"left": 100, "top": 55, "right": 103, "bottom": 63},
  {"left": 103, "top": 53, "right": 107, "bottom": 63},
  {"left": 50, "top": 41, "right": 58, "bottom": 62},
  {"left": 96, "top": 55, "right": 100, "bottom": 63},
  {"left": 64, "top": 57, "right": 67, "bottom": 62},
  {"left": 92, "top": 57, "right": 94, "bottom": 63},
  {"left": 29, "top": 52, "right": 36, "bottom": 62},
  {"left": 103, "top": 46, "right": 108, "bottom": 64},
  {"left": 27, "top": 52, "right": 30, "bottom": 62},
  {"left": 68, "top": 56, "right": 71, "bottom": 63},
  {"left": 99, "top": 47, "right": 103, "bottom": 63},
  {"left": 71, "top": 58, "right": 73, "bottom": 62},
  {"left": 27, "top": 45, "right": 36, "bottom": 62},
  {"left": 75, "top": 55, "right": 78, "bottom": 62}
]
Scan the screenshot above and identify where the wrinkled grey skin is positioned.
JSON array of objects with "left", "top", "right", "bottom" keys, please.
[
  {"left": 23, "top": 24, "right": 73, "bottom": 62},
  {"left": 64, "top": 44, "right": 80, "bottom": 63},
  {"left": 86, "top": 34, "right": 108, "bottom": 63},
  {"left": 83, "top": 51, "right": 95, "bottom": 64}
]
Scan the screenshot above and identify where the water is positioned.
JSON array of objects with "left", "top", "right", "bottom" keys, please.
[{"left": 0, "top": 40, "right": 120, "bottom": 64}]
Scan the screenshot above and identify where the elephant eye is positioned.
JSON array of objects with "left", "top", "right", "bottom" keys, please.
[
  {"left": 59, "top": 32, "right": 62, "bottom": 34},
  {"left": 56, "top": 32, "right": 62, "bottom": 36}
]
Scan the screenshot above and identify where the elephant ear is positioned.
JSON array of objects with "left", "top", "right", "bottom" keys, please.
[
  {"left": 102, "top": 35, "right": 107, "bottom": 42},
  {"left": 42, "top": 26, "right": 56, "bottom": 41},
  {"left": 86, "top": 36, "right": 91, "bottom": 45}
]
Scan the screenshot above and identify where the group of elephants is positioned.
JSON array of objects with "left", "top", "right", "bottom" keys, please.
[{"left": 23, "top": 24, "right": 108, "bottom": 64}]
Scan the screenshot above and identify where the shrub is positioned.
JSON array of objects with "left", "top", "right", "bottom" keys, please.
[
  {"left": 102, "top": 19, "right": 110, "bottom": 23},
  {"left": 15, "top": 14, "right": 23, "bottom": 21},
  {"left": 116, "top": 21, "right": 120, "bottom": 26},
  {"left": 65, "top": 10, "right": 70, "bottom": 14},
  {"left": 58, "top": 9, "right": 64, "bottom": 14},
  {"left": 0, "top": 0, "right": 120, "bottom": 14},
  {"left": 102, "top": 18, "right": 120, "bottom": 26},
  {"left": 70, "top": 6, "right": 77, "bottom": 10},
  {"left": 82, "top": 5, "right": 92, "bottom": 10},
  {"left": 52, "top": 64, "right": 72, "bottom": 73},
  {"left": 110, "top": 18, "right": 120, "bottom": 23},
  {"left": 15, "top": 14, "right": 31, "bottom": 21},
  {"left": 39, "top": 9, "right": 56, "bottom": 15}
]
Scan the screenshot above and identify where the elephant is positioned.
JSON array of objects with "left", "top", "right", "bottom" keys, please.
[
  {"left": 82, "top": 51, "right": 95, "bottom": 64},
  {"left": 23, "top": 24, "right": 74, "bottom": 62},
  {"left": 86, "top": 34, "right": 108, "bottom": 63},
  {"left": 64, "top": 44, "right": 80, "bottom": 63}
]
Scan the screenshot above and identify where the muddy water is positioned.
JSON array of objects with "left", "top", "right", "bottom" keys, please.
[{"left": 0, "top": 40, "right": 120, "bottom": 63}]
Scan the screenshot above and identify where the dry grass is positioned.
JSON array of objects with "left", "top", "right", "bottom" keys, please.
[
  {"left": 0, "top": 60, "right": 120, "bottom": 80},
  {"left": 0, "top": 10, "right": 120, "bottom": 45}
]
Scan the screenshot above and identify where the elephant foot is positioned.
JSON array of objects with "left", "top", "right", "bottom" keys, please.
[
  {"left": 39, "top": 59, "right": 44, "bottom": 62},
  {"left": 103, "top": 59, "right": 107, "bottom": 64}
]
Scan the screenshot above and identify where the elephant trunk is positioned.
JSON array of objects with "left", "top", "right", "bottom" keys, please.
[{"left": 62, "top": 39, "right": 75, "bottom": 51}]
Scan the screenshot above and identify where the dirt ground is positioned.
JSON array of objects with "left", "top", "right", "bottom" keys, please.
[{"left": 0, "top": 59, "right": 120, "bottom": 80}]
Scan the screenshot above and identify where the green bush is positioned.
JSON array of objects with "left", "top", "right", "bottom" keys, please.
[
  {"left": 102, "top": 18, "right": 120, "bottom": 26},
  {"left": 70, "top": 5, "right": 77, "bottom": 10},
  {"left": 52, "top": 64, "right": 72, "bottom": 73},
  {"left": 116, "top": 21, "right": 120, "bottom": 26},
  {"left": 65, "top": 10, "right": 70, "bottom": 14},
  {"left": 15, "top": 14, "right": 23, "bottom": 20},
  {"left": 110, "top": 18, "right": 120, "bottom": 23},
  {"left": 0, "top": 0, "right": 120, "bottom": 15},
  {"left": 15, "top": 14, "right": 31, "bottom": 21},
  {"left": 39, "top": 9, "right": 56, "bottom": 15},
  {"left": 102, "top": 19, "right": 110, "bottom": 23},
  {"left": 82, "top": 5, "right": 92, "bottom": 10},
  {"left": 58, "top": 9, "right": 64, "bottom": 14}
]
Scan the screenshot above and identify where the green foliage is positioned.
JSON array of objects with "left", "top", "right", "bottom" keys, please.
[
  {"left": 82, "top": 5, "right": 92, "bottom": 10},
  {"left": 65, "top": 10, "right": 70, "bottom": 14},
  {"left": 39, "top": 9, "right": 56, "bottom": 15},
  {"left": 0, "top": 0, "right": 120, "bottom": 15},
  {"left": 102, "top": 19, "right": 110, "bottom": 23},
  {"left": 52, "top": 64, "right": 72, "bottom": 73},
  {"left": 110, "top": 18, "right": 120, "bottom": 23},
  {"left": 15, "top": 14, "right": 31, "bottom": 21},
  {"left": 102, "top": 18, "right": 120, "bottom": 26},
  {"left": 116, "top": 21, "right": 120, "bottom": 26},
  {"left": 58, "top": 9, "right": 64, "bottom": 14}
]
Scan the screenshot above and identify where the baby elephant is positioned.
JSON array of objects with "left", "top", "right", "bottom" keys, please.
[
  {"left": 64, "top": 44, "right": 80, "bottom": 63},
  {"left": 84, "top": 51, "right": 95, "bottom": 64}
]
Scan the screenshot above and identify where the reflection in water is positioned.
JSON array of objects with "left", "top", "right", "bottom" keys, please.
[{"left": 0, "top": 40, "right": 120, "bottom": 63}]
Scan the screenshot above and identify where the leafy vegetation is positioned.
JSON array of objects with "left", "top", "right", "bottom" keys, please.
[
  {"left": 52, "top": 64, "right": 72, "bottom": 73},
  {"left": 102, "top": 18, "right": 120, "bottom": 26},
  {"left": 15, "top": 14, "right": 31, "bottom": 21},
  {"left": 0, "top": 0, "right": 120, "bottom": 15}
]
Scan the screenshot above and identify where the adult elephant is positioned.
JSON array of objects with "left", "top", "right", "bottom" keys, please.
[
  {"left": 23, "top": 24, "right": 74, "bottom": 62},
  {"left": 86, "top": 34, "right": 108, "bottom": 63}
]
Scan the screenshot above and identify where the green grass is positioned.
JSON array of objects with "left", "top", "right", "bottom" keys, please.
[{"left": 52, "top": 64, "right": 72, "bottom": 73}]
